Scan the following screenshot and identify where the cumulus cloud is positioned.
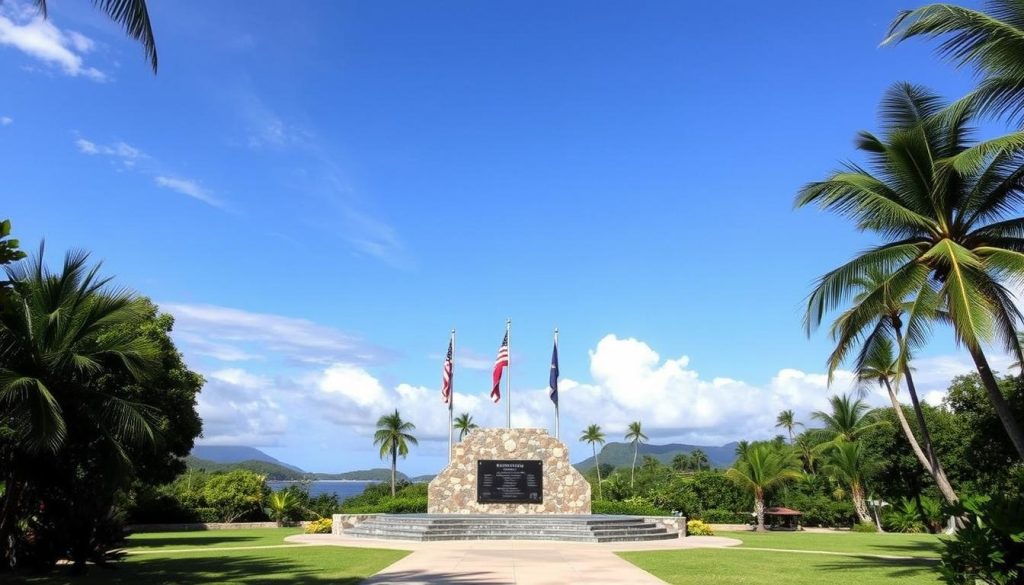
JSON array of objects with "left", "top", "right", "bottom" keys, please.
[
  {"left": 0, "top": 116, "right": 11, "bottom": 126},
  {"left": 197, "top": 368, "right": 288, "bottom": 446},
  {"left": 155, "top": 176, "right": 223, "bottom": 208},
  {"left": 0, "top": 7, "right": 105, "bottom": 81}
]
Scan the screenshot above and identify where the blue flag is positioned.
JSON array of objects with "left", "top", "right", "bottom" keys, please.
[{"left": 549, "top": 339, "right": 559, "bottom": 406}]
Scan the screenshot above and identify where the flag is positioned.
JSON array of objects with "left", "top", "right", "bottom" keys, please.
[
  {"left": 549, "top": 338, "right": 559, "bottom": 406},
  {"left": 491, "top": 332, "right": 508, "bottom": 403},
  {"left": 441, "top": 338, "right": 453, "bottom": 405}
]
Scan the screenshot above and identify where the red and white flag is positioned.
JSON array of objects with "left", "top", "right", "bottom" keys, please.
[
  {"left": 491, "top": 332, "right": 508, "bottom": 403},
  {"left": 441, "top": 338, "right": 454, "bottom": 405}
]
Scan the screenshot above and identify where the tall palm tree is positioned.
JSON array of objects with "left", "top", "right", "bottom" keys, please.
[
  {"left": 810, "top": 395, "right": 889, "bottom": 444},
  {"left": 579, "top": 424, "right": 606, "bottom": 499},
  {"left": 726, "top": 443, "right": 803, "bottom": 531},
  {"left": 33, "top": 0, "right": 158, "bottom": 72},
  {"left": 856, "top": 336, "right": 959, "bottom": 504},
  {"left": 885, "top": 0, "right": 1024, "bottom": 122},
  {"left": 821, "top": 441, "right": 875, "bottom": 524},
  {"left": 793, "top": 434, "right": 819, "bottom": 474},
  {"left": 797, "top": 82, "right": 1024, "bottom": 458},
  {"left": 0, "top": 248, "right": 161, "bottom": 563},
  {"left": 775, "top": 410, "right": 802, "bottom": 443},
  {"left": 624, "top": 421, "right": 647, "bottom": 489},
  {"left": 453, "top": 412, "right": 477, "bottom": 441},
  {"left": 690, "top": 449, "right": 709, "bottom": 471},
  {"left": 373, "top": 410, "right": 417, "bottom": 497}
]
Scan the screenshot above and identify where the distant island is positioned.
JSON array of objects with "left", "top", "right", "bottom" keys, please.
[
  {"left": 186, "top": 446, "right": 418, "bottom": 482},
  {"left": 572, "top": 441, "right": 739, "bottom": 471}
]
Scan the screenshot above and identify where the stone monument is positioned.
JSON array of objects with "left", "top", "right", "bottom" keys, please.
[{"left": 428, "top": 427, "right": 591, "bottom": 514}]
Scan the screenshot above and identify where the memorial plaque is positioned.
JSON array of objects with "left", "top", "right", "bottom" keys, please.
[{"left": 476, "top": 460, "right": 543, "bottom": 504}]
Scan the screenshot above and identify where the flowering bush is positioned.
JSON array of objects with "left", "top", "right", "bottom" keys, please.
[
  {"left": 304, "top": 518, "right": 332, "bottom": 534},
  {"left": 687, "top": 520, "right": 714, "bottom": 536}
]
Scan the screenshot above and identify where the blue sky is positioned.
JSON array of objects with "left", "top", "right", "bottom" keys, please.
[{"left": 0, "top": 0, "right": 1007, "bottom": 474}]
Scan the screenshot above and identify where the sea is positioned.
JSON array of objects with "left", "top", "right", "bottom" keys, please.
[{"left": 266, "top": 480, "right": 375, "bottom": 501}]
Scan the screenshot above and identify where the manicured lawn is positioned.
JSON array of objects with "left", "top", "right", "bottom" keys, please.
[
  {"left": 620, "top": 531, "right": 945, "bottom": 585},
  {"left": 10, "top": 528, "right": 409, "bottom": 584}
]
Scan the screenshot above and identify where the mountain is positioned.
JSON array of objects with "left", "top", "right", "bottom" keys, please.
[
  {"left": 190, "top": 446, "right": 303, "bottom": 472},
  {"left": 313, "top": 469, "right": 409, "bottom": 481},
  {"left": 185, "top": 456, "right": 306, "bottom": 480},
  {"left": 573, "top": 441, "right": 739, "bottom": 471}
]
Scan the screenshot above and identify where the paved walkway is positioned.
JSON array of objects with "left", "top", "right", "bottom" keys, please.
[{"left": 285, "top": 533, "right": 741, "bottom": 584}]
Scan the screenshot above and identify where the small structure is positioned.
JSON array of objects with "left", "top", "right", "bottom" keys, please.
[{"left": 764, "top": 507, "right": 802, "bottom": 531}]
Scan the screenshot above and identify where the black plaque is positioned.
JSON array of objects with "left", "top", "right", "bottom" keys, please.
[{"left": 476, "top": 460, "right": 543, "bottom": 504}]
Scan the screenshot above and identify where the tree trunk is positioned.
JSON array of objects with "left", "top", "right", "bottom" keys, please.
[
  {"left": 391, "top": 446, "right": 397, "bottom": 497},
  {"left": 968, "top": 344, "right": 1024, "bottom": 459},
  {"left": 883, "top": 378, "right": 958, "bottom": 504},
  {"left": 851, "top": 484, "right": 871, "bottom": 524},
  {"left": 594, "top": 445, "right": 603, "bottom": 500},
  {"left": 754, "top": 491, "right": 766, "bottom": 532},
  {"left": 631, "top": 443, "right": 638, "bottom": 489}
]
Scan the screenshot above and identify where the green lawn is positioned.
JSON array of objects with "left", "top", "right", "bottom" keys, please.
[
  {"left": 10, "top": 528, "right": 408, "bottom": 584},
  {"left": 620, "top": 530, "right": 945, "bottom": 585}
]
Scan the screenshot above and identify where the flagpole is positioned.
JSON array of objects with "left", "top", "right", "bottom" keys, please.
[
  {"left": 554, "top": 327, "right": 559, "bottom": 441},
  {"left": 506, "top": 318, "right": 511, "bottom": 429},
  {"left": 449, "top": 328, "right": 455, "bottom": 463}
]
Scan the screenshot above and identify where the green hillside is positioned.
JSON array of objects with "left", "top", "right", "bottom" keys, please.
[
  {"left": 185, "top": 456, "right": 306, "bottom": 480},
  {"left": 312, "top": 469, "right": 408, "bottom": 481},
  {"left": 573, "top": 441, "right": 738, "bottom": 471}
]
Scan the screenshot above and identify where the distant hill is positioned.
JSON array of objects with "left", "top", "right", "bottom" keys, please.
[
  {"left": 410, "top": 474, "right": 436, "bottom": 483},
  {"left": 190, "top": 446, "right": 303, "bottom": 472},
  {"left": 313, "top": 469, "right": 409, "bottom": 482},
  {"left": 573, "top": 441, "right": 739, "bottom": 471},
  {"left": 185, "top": 456, "right": 307, "bottom": 480}
]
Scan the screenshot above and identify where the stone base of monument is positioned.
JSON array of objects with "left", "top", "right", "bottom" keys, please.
[{"left": 339, "top": 514, "right": 680, "bottom": 542}]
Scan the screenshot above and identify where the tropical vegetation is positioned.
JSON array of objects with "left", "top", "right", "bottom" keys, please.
[{"left": 373, "top": 409, "right": 418, "bottom": 497}]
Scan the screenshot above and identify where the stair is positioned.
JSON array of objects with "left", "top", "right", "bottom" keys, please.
[{"left": 343, "top": 514, "right": 679, "bottom": 542}]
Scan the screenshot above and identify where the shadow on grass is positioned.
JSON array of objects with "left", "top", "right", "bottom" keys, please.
[
  {"left": 128, "top": 535, "right": 264, "bottom": 549},
  {"left": 867, "top": 539, "right": 945, "bottom": 557},
  {"left": 818, "top": 554, "right": 941, "bottom": 581}
]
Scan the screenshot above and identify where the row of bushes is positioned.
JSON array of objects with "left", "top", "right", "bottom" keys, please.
[{"left": 340, "top": 481, "right": 428, "bottom": 514}]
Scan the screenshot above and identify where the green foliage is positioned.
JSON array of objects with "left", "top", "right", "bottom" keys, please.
[
  {"left": 851, "top": 521, "right": 878, "bottom": 533},
  {"left": 885, "top": 498, "right": 927, "bottom": 533},
  {"left": 940, "top": 494, "right": 1024, "bottom": 585},
  {"left": 304, "top": 517, "right": 333, "bottom": 534},
  {"left": 340, "top": 481, "right": 428, "bottom": 514},
  {"left": 686, "top": 519, "right": 714, "bottom": 536},
  {"left": 453, "top": 412, "right": 478, "bottom": 441},
  {"left": 698, "top": 509, "right": 750, "bottom": 524},
  {"left": 185, "top": 456, "right": 306, "bottom": 480},
  {"left": 591, "top": 496, "right": 669, "bottom": 516},
  {"left": 0, "top": 219, "right": 25, "bottom": 268},
  {"left": 373, "top": 410, "right": 417, "bottom": 497},
  {"left": 201, "top": 470, "right": 270, "bottom": 523},
  {"left": 268, "top": 490, "right": 296, "bottom": 526}
]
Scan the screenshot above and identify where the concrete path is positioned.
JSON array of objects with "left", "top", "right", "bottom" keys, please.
[{"left": 286, "top": 533, "right": 741, "bottom": 584}]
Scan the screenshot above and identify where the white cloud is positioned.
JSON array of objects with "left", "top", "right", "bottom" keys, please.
[
  {"left": 155, "top": 176, "right": 223, "bottom": 208},
  {"left": 0, "top": 116, "right": 12, "bottom": 126},
  {"left": 0, "top": 8, "right": 105, "bottom": 81},
  {"left": 196, "top": 369, "right": 288, "bottom": 446},
  {"left": 74, "top": 137, "right": 145, "bottom": 166},
  {"left": 75, "top": 137, "right": 98, "bottom": 153}
]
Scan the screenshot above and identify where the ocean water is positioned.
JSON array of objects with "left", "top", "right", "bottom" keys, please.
[{"left": 267, "top": 480, "right": 375, "bottom": 501}]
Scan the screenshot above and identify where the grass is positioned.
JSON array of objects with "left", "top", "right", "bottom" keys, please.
[
  {"left": 9, "top": 528, "right": 408, "bottom": 584},
  {"left": 620, "top": 530, "right": 945, "bottom": 585}
]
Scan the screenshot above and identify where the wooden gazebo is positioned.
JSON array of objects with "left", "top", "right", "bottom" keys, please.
[{"left": 764, "top": 507, "right": 803, "bottom": 531}]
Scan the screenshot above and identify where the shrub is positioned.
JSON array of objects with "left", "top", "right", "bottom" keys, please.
[
  {"left": 687, "top": 520, "right": 714, "bottom": 536},
  {"left": 305, "top": 518, "right": 333, "bottom": 534},
  {"left": 852, "top": 521, "right": 878, "bottom": 533},
  {"left": 345, "top": 496, "right": 428, "bottom": 514},
  {"left": 698, "top": 509, "right": 749, "bottom": 523},
  {"left": 592, "top": 497, "right": 670, "bottom": 516},
  {"left": 884, "top": 498, "right": 926, "bottom": 534},
  {"left": 940, "top": 494, "right": 1024, "bottom": 585}
]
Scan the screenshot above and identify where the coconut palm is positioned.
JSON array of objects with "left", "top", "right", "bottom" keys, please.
[
  {"left": 821, "top": 441, "right": 875, "bottom": 524},
  {"left": 373, "top": 410, "right": 417, "bottom": 497},
  {"left": 775, "top": 410, "right": 802, "bottom": 443},
  {"left": 810, "top": 395, "right": 889, "bottom": 444},
  {"left": 0, "top": 248, "right": 161, "bottom": 563},
  {"left": 579, "top": 424, "right": 606, "bottom": 499},
  {"left": 690, "top": 449, "right": 710, "bottom": 471},
  {"left": 885, "top": 0, "right": 1024, "bottom": 122},
  {"left": 33, "top": 0, "right": 158, "bottom": 72},
  {"left": 726, "top": 443, "right": 803, "bottom": 531},
  {"left": 624, "top": 421, "right": 647, "bottom": 489},
  {"left": 856, "top": 336, "right": 959, "bottom": 503},
  {"left": 793, "top": 434, "right": 819, "bottom": 473},
  {"left": 797, "top": 82, "right": 1024, "bottom": 458},
  {"left": 453, "top": 412, "right": 477, "bottom": 441},
  {"left": 268, "top": 490, "right": 295, "bottom": 527}
]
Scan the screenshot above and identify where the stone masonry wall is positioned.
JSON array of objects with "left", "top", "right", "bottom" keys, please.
[{"left": 429, "top": 428, "right": 591, "bottom": 514}]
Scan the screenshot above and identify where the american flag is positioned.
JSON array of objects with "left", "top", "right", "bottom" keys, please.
[
  {"left": 491, "top": 332, "right": 509, "bottom": 403},
  {"left": 441, "top": 338, "right": 453, "bottom": 405}
]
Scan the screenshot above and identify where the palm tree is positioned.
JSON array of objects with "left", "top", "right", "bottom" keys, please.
[
  {"left": 624, "top": 421, "right": 647, "bottom": 489},
  {"left": 797, "top": 82, "right": 1024, "bottom": 458},
  {"left": 856, "top": 336, "right": 959, "bottom": 504},
  {"left": 821, "top": 441, "right": 875, "bottom": 524},
  {"left": 671, "top": 453, "right": 690, "bottom": 472},
  {"left": 580, "top": 424, "right": 606, "bottom": 499},
  {"left": 775, "top": 410, "right": 802, "bottom": 443},
  {"left": 690, "top": 449, "right": 709, "bottom": 471},
  {"left": 33, "top": 0, "right": 158, "bottom": 72},
  {"left": 885, "top": 0, "right": 1024, "bottom": 122},
  {"left": 810, "top": 395, "right": 889, "bottom": 444},
  {"left": 734, "top": 440, "right": 751, "bottom": 458},
  {"left": 268, "top": 490, "right": 294, "bottom": 527},
  {"left": 0, "top": 248, "right": 161, "bottom": 564},
  {"left": 793, "top": 434, "right": 819, "bottom": 474},
  {"left": 726, "top": 443, "right": 803, "bottom": 531},
  {"left": 453, "top": 412, "right": 477, "bottom": 441},
  {"left": 373, "top": 410, "right": 417, "bottom": 497}
]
